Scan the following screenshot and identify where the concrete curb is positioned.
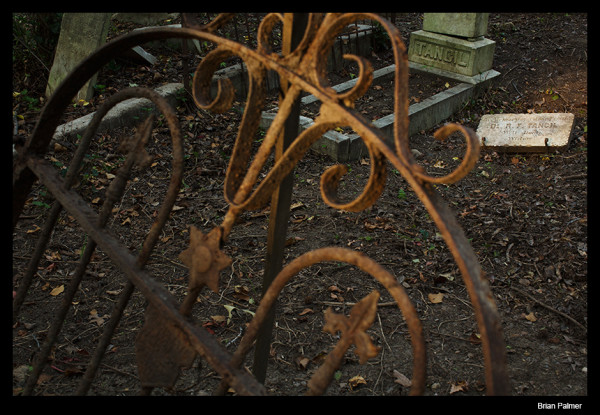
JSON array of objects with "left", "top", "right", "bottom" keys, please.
[
  {"left": 52, "top": 83, "right": 184, "bottom": 142},
  {"left": 50, "top": 23, "right": 375, "bottom": 145},
  {"left": 261, "top": 65, "right": 500, "bottom": 161},
  {"left": 51, "top": 64, "right": 500, "bottom": 162}
]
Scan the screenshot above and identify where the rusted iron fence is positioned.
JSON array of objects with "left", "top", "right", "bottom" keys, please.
[
  {"left": 12, "top": 13, "right": 509, "bottom": 395},
  {"left": 182, "top": 13, "right": 388, "bottom": 59}
]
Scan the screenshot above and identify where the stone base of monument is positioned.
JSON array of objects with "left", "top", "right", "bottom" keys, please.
[
  {"left": 409, "top": 62, "right": 499, "bottom": 85},
  {"left": 476, "top": 113, "right": 575, "bottom": 152},
  {"left": 408, "top": 30, "right": 496, "bottom": 78}
]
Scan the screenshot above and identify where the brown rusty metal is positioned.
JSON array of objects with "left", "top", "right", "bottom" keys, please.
[
  {"left": 135, "top": 304, "right": 197, "bottom": 391},
  {"left": 252, "top": 12, "right": 309, "bottom": 384},
  {"left": 19, "top": 156, "right": 265, "bottom": 395},
  {"left": 179, "top": 226, "right": 233, "bottom": 295},
  {"left": 13, "top": 12, "right": 509, "bottom": 396},
  {"left": 213, "top": 247, "right": 426, "bottom": 396},
  {"left": 307, "top": 290, "right": 381, "bottom": 395},
  {"left": 21, "top": 112, "right": 155, "bottom": 396}
]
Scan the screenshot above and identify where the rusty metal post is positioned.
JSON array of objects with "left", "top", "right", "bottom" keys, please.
[
  {"left": 13, "top": 14, "right": 510, "bottom": 395},
  {"left": 251, "top": 13, "right": 309, "bottom": 383}
]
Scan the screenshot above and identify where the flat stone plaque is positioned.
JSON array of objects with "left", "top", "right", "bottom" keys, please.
[{"left": 476, "top": 113, "right": 574, "bottom": 152}]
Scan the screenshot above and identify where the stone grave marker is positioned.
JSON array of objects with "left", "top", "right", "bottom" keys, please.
[
  {"left": 111, "top": 13, "right": 178, "bottom": 26},
  {"left": 423, "top": 13, "right": 489, "bottom": 39},
  {"left": 408, "top": 13, "right": 495, "bottom": 78},
  {"left": 46, "top": 13, "right": 112, "bottom": 102},
  {"left": 476, "top": 113, "right": 575, "bottom": 152}
]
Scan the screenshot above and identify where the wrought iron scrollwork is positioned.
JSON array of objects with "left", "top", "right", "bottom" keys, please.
[{"left": 12, "top": 13, "right": 509, "bottom": 395}]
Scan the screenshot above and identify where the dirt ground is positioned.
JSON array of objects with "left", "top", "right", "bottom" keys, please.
[{"left": 12, "top": 13, "right": 587, "bottom": 397}]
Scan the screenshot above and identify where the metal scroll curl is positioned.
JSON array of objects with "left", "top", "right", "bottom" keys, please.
[
  {"left": 192, "top": 13, "right": 510, "bottom": 394},
  {"left": 183, "top": 13, "right": 509, "bottom": 395},
  {"left": 199, "top": 13, "right": 484, "bottom": 219},
  {"left": 214, "top": 247, "right": 426, "bottom": 396},
  {"left": 13, "top": 12, "right": 509, "bottom": 395}
]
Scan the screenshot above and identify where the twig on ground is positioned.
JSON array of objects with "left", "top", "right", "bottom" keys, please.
[
  {"left": 101, "top": 363, "right": 139, "bottom": 380},
  {"left": 509, "top": 286, "right": 587, "bottom": 333},
  {"left": 316, "top": 300, "right": 398, "bottom": 307}
]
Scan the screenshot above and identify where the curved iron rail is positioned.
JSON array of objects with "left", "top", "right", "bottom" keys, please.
[{"left": 12, "top": 13, "right": 509, "bottom": 395}]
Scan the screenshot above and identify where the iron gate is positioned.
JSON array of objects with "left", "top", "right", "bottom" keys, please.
[{"left": 12, "top": 13, "right": 510, "bottom": 395}]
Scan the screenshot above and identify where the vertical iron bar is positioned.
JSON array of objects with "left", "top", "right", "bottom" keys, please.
[
  {"left": 23, "top": 118, "right": 154, "bottom": 395},
  {"left": 244, "top": 14, "right": 252, "bottom": 48},
  {"left": 354, "top": 21, "right": 359, "bottom": 58},
  {"left": 13, "top": 201, "right": 62, "bottom": 320},
  {"left": 251, "top": 13, "right": 308, "bottom": 384},
  {"left": 75, "top": 281, "right": 135, "bottom": 395},
  {"left": 22, "top": 236, "right": 99, "bottom": 395},
  {"left": 181, "top": 13, "right": 191, "bottom": 94},
  {"left": 233, "top": 16, "right": 248, "bottom": 99}
]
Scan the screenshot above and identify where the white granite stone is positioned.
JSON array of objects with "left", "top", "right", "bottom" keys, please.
[{"left": 476, "top": 113, "right": 574, "bottom": 152}]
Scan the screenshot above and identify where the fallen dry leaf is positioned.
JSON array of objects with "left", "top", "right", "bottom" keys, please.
[
  {"left": 285, "top": 236, "right": 303, "bottom": 246},
  {"left": 330, "top": 292, "right": 344, "bottom": 302},
  {"left": 450, "top": 380, "right": 468, "bottom": 394},
  {"left": 26, "top": 225, "right": 41, "bottom": 234},
  {"left": 524, "top": 312, "right": 537, "bottom": 322},
  {"left": 106, "top": 289, "right": 122, "bottom": 296},
  {"left": 13, "top": 365, "right": 30, "bottom": 383},
  {"left": 349, "top": 375, "right": 367, "bottom": 389},
  {"left": 45, "top": 251, "right": 61, "bottom": 261},
  {"left": 364, "top": 221, "right": 378, "bottom": 231},
  {"left": 54, "top": 142, "right": 68, "bottom": 152},
  {"left": 393, "top": 370, "right": 412, "bottom": 387},
  {"left": 233, "top": 285, "right": 250, "bottom": 301},
  {"left": 89, "top": 309, "right": 108, "bottom": 326},
  {"left": 428, "top": 292, "right": 444, "bottom": 304},
  {"left": 468, "top": 332, "right": 482, "bottom": 345},
  {"left": 211, "top": 315, "right": 227, "bottom": 323},
  {"left": 49, "top": 285, "right": 65, "bottom": 296},
  {"left": 295, "top": 356, "right": 310, "bottom": 370}
]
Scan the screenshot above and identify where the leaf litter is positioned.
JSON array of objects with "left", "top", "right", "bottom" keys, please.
[{"left": 12, "top": 13, "right": 587, "bottom": 396}]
